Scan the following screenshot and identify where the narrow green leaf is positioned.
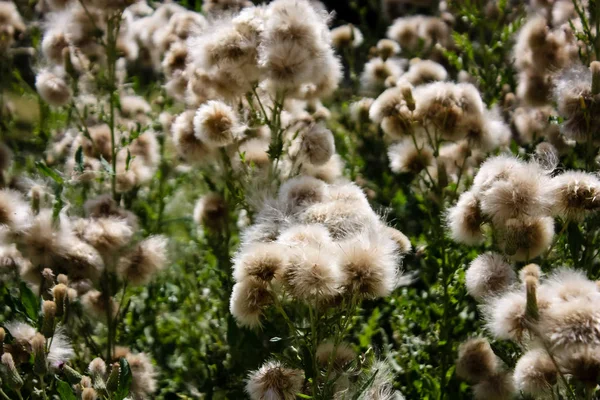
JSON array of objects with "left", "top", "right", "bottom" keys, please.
[
  {"left": 75, "top": 146, "right": 84, "bottom": 173},
  {"left": 100, "top": 156, "right": 114, "bottom": 175},
  {"left": 20, "top": 282, "right": 39, "bottom": 321},
  {"left": 114, "top": 357, "right": 132, "bottom": 400},
  {"left": 125, "top": 149, "right": 132, "bottom": 171},
  {"left": 56, "top": 379, "right": 77, "bottom": 400},
  {"left": 35, "top": 161, "right": 64, "bottom": 184}
]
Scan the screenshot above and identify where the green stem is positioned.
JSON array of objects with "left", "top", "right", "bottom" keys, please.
[
  {"left": 40, "top": 375, "right": 48, "bottom": 400},
  {"left": 308, "top": 306, "right": 320, "bottom": 397},
  {"left": 0, "top": 389, "right": 9, "bottom": 400}
]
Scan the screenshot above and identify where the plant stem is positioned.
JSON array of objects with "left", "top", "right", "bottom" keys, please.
[
  {"left": 40, "top": 375, "right": 48, "bottom": 400},
  {"left": 105, "top": 13, "right": 122, "bottom": 201}
]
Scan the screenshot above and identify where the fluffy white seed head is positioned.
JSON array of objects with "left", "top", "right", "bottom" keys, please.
[
  {"left": 230, "top": 277, "right": 271, "bottom": 328},
  {"left": 456, "top": 338, "right": 499, "bottom": 382},
  {"left": 36, "top": 70, "right": 71, "bottom": 107},
  {"left": 466, "top": 253, "right": 516, "bottom": 301},
  {"left": 447, "top": 191, "right": 485, "bottom": 245},
  {"left": 513, "top": 349, "right": 557, "bottom": 396},
  {"left": 193, "top": 101, "right": 241, "bottom": 147},
  {"left": 246, "top": 360, "right": 304, "bottom": 400}
]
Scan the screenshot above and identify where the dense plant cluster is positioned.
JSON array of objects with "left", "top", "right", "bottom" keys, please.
[{"left": 2, "top": 0, "right": 600, "bottom": 398}]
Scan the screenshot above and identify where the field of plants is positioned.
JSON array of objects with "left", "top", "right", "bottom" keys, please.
[{"left": 2, "top": 0, "right": 600, "bottom": 398}]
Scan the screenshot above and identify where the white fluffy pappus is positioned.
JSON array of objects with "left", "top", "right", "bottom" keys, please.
[{"left": 465, "top": 253, "right": 516, "bottom": 301}]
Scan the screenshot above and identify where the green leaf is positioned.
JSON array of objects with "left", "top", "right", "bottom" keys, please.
[
  {"left": 56, "top": 379, "right": 77, "bottom": 400},
  {"left": 20, "top": 282, "right": 39, "bottom": 321},
  {"left": 100, "top": 156, "right": 114, "bottom": 175},
  {"left": 114, "top": 357, "right": 132, "bottom": 400},
  {"left": 75, "top": 146, "right": 84, "bottom": 173},
  {"left": 35, "top": 161, "right": 64, "bottom": 184},
  {"left": 125, "top": 149, "right": 132, "bottom": 171}
]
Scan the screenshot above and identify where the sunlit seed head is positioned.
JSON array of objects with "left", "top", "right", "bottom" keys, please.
[
  {"left": 376, "top": 39, "right": 400, "bottom": 60},
  {"left": 230, "top": 277, "right": 272, "bottom": 328},
  {"left": 447, "top": 191, "right": 485, "bottom": 245},
  {"left": 298, "top": 124, "right": 335, "bottom": 166},
  {"left": 330, "top": 24, "right": 363, "bottom": 49},
  {"left": 277, "top": 223, "right": 332, "bottom": 248},
  {"left": 278, "top": 175, "right": 328, "bottom": 213},
  {"left": 300, "top": 153, "right": 344, "bottom": 183},
  {"left": 542, "top": 299, "right": 600, "bottom": 349},
  {"left": 246, "top": 360, "right": 304, "bottom": 400},
  {"left": 496, "top": 216, "right": 554, "bottom": 261},
  {"left": 36, "top": 70, "right": 71, "bottom": 107},
  {"left": 479, "top": 168, "right": 553, "bottom": 224},
  {"left": 388, "top": 138, "right": 434, "bottom": 174},
  {"left": 282, "top": 246, "right": 342, "bottom": 301},
  {"left": 298, "top": 199, "right": 378, "bottom": 240},
  {"left": 0, "top": 189, "right": 31, "bottom": 232},
  {"left": 193, "top": 101, "right": 241, "bottom": 147},
  {"left": 233, "top": 242, "right": 287, "bottom": 283},
  {"left": 550, "top": 171, "right": 600, "bottom": 221},
  {"left": 483, "top": 290, "right": 531, "bottom": 341},
  {"left": 513, "top": 348, "right": 557, "bottom": 396},
  {"left": 171, "top": 110, "right": 214, "bottom": 164},
  {"left": 466, "top": 253, "right": 516, "bottom": 301},
  {"left": 116, "top": 236, "right": 168, "bottom": 286},
  {"left": 337, "top": 235, "right": 399, "bottom": 298},
  {"left": 361, "top": 57, "right": 402, "bottom": 90}
]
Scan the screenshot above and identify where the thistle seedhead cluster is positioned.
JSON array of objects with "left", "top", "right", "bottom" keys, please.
[
  {"left": 461, "top": 263, "right": 600, "bottom": 398},
  {"left": 449, "top": 154, "right": 600, "bottom": 260},
  {"left": 230, "top": 178, "right": 409, "bottom": 328},
  {"left": 0, "top": 188, "right": 168, "bottom": 319},
  {"left": 366, "top": 80, "right": 510, "bottom": 189}
]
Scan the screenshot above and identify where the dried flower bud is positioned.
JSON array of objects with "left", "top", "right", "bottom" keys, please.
[
  {"left": 32, "top": 333, "right": 47, "bottom": 375},
  {"left": 82, "top": 387, "right": 98, "bottom": 400},
  {"left": 519, "top": 264, "right": 541, "bottom": 283},
  {"left": 525, "top": 276, "right": 539, "bottom": 322},
  {"left": 88, "top": 357, "right": 107, "bottom": 379},
  {"left": 106, "top": 362, "right": 119, "bottom": 392},
  {"left": 52, "top": 283, "right": 68, "bottom": 317},
  {"left": 63, "top": 364, "right": 83, "bottom": 384},
  {"left": 57, "top": 274, "right": 68, "bottom": 285},
  {"left": 591, "top": 61, "right": 600, "bottom": 95},
  {"left": 42, "top": 300, "right": 57, "bottom": 337},
  {"left": 80, "top": 375, "right": 92, "bottom": 388},
  {"left": 88, "top": 357, "right": 107, "bottom": 391},
  {"left": 42, "top": 268, "right": 55, "bottom": 288},
  {"left": 1, "top": 353, "right": 23, "bottom": 390}
]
